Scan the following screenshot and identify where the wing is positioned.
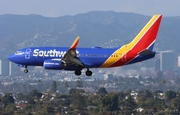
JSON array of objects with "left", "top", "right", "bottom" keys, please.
[{"left": 61, "top": 36, "right": 84, "bottom": 67}]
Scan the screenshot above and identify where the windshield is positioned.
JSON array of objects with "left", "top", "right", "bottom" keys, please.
[{"left": 15, "top": 51, "right": 23, "bottom": 55}]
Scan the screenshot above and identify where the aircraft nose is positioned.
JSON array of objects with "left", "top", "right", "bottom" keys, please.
[{"left": 8, "top": 54, "right": 15, "bottom": 62}]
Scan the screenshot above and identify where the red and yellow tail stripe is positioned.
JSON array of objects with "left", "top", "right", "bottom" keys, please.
[{"left": 101, "top": 14, "right": 162, "bottom": 67}]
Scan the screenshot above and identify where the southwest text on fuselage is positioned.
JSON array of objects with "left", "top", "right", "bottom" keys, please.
[{"left": 33, "top": 49, "right": 66, "bottom": 57}]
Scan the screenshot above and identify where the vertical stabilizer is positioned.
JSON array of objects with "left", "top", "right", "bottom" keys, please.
[
  {"left": 100, "top": 14, "right": 162, "bottom": 68},
  {"left": 129, "top": 14, "right": 162, "bottom": 51}
]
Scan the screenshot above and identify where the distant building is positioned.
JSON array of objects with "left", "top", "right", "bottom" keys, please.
[
  {"left": 0, "top": 60, "right": 1, "bottom": 75},
  {"left": 104, "top": 74, "right": 113, "bottom": 80},
  {"left": 34, "top": 66, "right": 43, "bottom": 72},
  {"left": 159, "top": 51, "right": 176, "bottom": 72},
  {"left": 177, "top": 56, "right": 180, "bottom": 73},
  {"left": 0, "top": 59, "right": 11, "bottom": 76},
  {"left": 154, "top": 58, "right": 160, "bottom": 71},
  {"left": 0, "top": 59, "right": 18, "bottom": 76},
  {"left": 178, "top": 56, "right": 180, "bottom": 67},
  {"left": 2, "top": 81, "right": 14, "bottom": 86}
]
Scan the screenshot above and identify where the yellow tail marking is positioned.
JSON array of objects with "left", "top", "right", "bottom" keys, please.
[{"left": 100, "top": 15, "right": 160, "bottom": 67}]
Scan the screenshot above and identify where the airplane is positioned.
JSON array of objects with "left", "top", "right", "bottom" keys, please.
[{"left": 8, "top": 14, "right": 162, "bottom": 76}]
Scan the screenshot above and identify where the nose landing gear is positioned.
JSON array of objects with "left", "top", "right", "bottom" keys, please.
[
  {"left": 24, "top": 65, "right": 28, "bottom": 73},
  {"left": 24, "top": 69, "right": 28, "bottom": 73}
]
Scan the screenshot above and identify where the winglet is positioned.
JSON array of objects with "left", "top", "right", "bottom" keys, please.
[{"left": 70, "top": 36, "right": 80, "bottom": 50}]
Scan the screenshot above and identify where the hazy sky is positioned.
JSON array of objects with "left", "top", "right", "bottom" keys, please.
[{"left": 1, "top": 0, "right": 180, "bottom": 17}]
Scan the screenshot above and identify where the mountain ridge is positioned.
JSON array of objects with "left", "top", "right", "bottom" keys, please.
[{"left": 0, "top": 11, "right": 180, "bottom": 59}]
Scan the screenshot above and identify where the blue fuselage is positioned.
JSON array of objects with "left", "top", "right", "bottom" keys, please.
[
  {"left": 8, "top": 46, "right": 155, "bottom": 70},
  {"left": 8, "top": 47, "right": 115, "bottom": 67}
]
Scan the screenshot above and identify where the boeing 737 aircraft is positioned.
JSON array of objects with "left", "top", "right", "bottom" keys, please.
[{"left": 8, "top": 14, "right": 162, "bottom": 76}]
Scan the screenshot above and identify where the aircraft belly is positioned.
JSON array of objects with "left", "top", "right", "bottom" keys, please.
[
  {"left": 126, "top": 53, "right": 155, "bottom": 65},
  {"left": 80, "top": 57, "right": 106, "bottom": 68}
]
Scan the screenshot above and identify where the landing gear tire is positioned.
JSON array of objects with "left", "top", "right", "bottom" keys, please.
[
  {"left": 75, "top": 70, "right": 82, "bottom": 76},
  {"left": 24, "top": 69, "right": 28, "bottom": 73},
  {"left": 86, "top": 70, "right": 92, "bottom": 76}
]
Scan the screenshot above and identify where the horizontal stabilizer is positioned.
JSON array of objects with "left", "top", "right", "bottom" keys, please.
[
  {"left": 139, "top": 49, "right": 154, "bottom": 56},
  {"left": 155, "top": 50, "right": 174, "bottom": 54}
]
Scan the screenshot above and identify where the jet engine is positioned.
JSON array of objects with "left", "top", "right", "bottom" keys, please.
[{"left": 43, "top": 60, "right": 62, "bottom": 70}]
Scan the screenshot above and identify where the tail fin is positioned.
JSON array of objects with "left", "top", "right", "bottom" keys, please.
[
  {"left": 100, "top": 15, "right": 162, "bottom": 68},
  {"left": 129, "top": 14, "right": 162, "bottom": 51}
]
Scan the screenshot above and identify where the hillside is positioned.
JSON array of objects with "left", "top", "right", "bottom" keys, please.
[{"left": 0, "top": 11, "right": 180, "bottom": 59}]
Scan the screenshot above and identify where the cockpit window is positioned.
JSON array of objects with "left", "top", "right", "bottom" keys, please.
[{"left": 15, "top": 51, "right": 23, "bottom": 55}]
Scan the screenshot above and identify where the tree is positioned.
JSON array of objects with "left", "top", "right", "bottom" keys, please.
[
  {"left": 72, "top": 93, "right": 87, "bottom": 111},
  {"left": 97, "top": 87, "right": 108, "bottom": 95},
  {"left": 5, "top": 104, "right": 16, "bottom": 114},
  {"left": 69, "top": 88, "right": 77, "bottom": 95},
  {"left": 171, "top": 98, "right": 180, "bottom": 111},
  {"left": 121, "top": 95, "right": 137, "bottom": 115},
  {"left": 118, "top": 91, "right": 126, "bottom": 99},
  {"left": 65, "top": 82, "right": 69, "bottom": 89},
  {"left": 137, "top": 89, "right": 153, "bottom": 99},
  {"left": 38, "top": 105, "right": 54, "bottom": 115},
  {"left": 76, "top": 77, "right": 85, "bottom": 94},
  {"left": 76, "top": 77, "right": 83, "bottom": 88},
  {"left": 51, "top": 81, "right": 57, "bottom": 93},
  {"left": 28, "top": 89, "right": 42, "bottom": 99},
  {"left": 1, "top": 93, "right": 14, "bottom": 107},
  {"left": 87, "top": 94, "right": 99, "bottom": 106},
  {"left": 72, "top": 77, "right": 87, "bottom": 111},
  {"left": 165, "top": 90, "right": 176, "bottom": 101},
  {"left": 99, "top": 93, "right": 119, "bottom": 112},
  {"left": 28, "top": 97, "right": 36, "bottom": 105},
  {"left": 16, "top": 93, "right": 24, "bottom": 101},
  {"left": 145, "top": 98, "right": 166, "bottom": 111}
]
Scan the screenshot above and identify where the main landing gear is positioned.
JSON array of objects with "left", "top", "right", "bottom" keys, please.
[
  {"left": 86, "top": 70, "right": 92, "bottom": 76},
  {"left": 75, "top": 69, "right": 92, "bottom": 76}
]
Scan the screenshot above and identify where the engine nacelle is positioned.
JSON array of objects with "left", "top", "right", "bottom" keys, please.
[{"left": 43, "top": 60, "right": 62, "bottom": 70}]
